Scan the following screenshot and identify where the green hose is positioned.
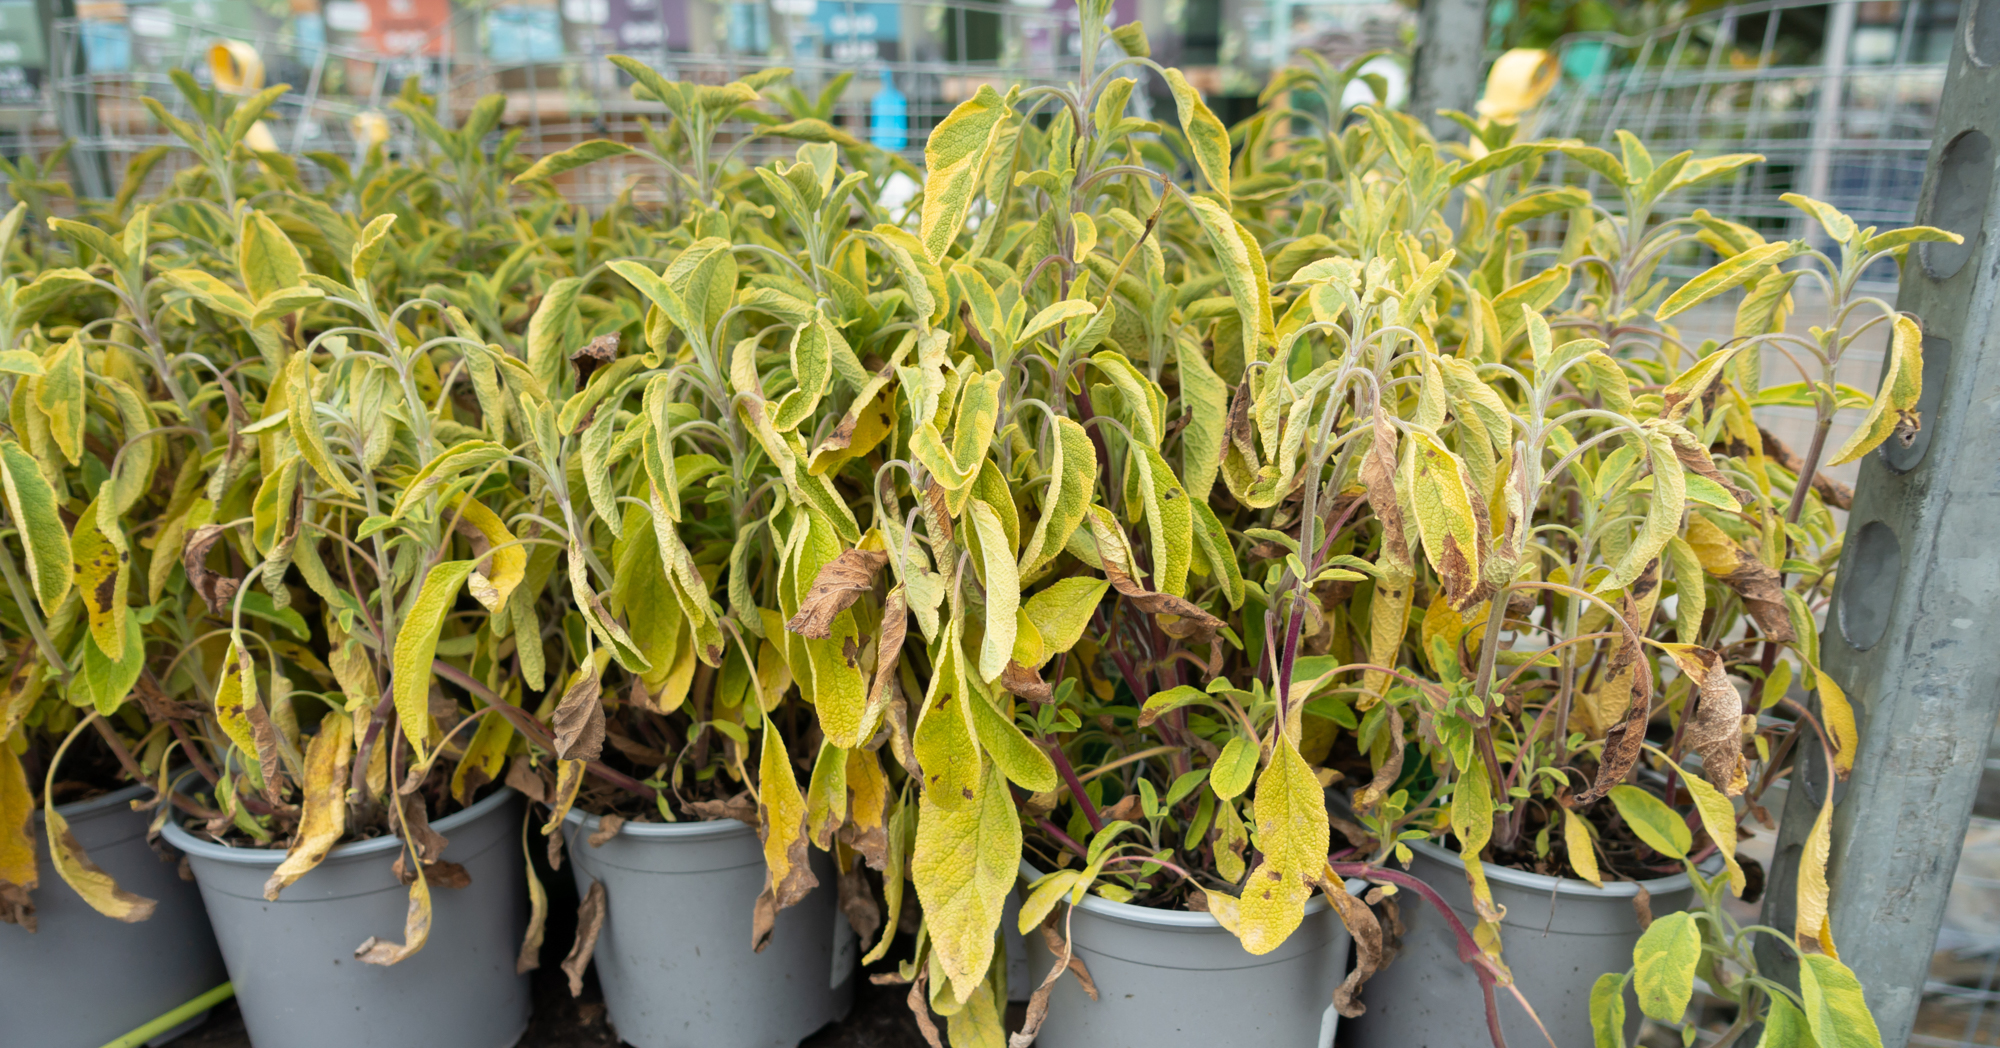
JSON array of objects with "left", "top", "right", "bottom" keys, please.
[{"left": 97, "top": 982, "right": 235, "bottom": 1048}]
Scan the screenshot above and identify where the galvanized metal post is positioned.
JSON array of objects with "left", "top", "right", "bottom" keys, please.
[
  {"left": 1409, "top": 0, "right": 1487, "bottom": 141},
  {"left": 1758, "top": 0, "right": 2000, "bottom": 1042}
]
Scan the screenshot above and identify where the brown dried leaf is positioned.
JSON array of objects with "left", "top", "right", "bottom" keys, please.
[
  {"left": 907, "top": 967, "right": 946, "bottom": 1048},
  {"left": 242, "top": 699, "right": 287, "bottom": 801},
  {"left": 1103, "top": 560, "right": 1224, "bottom": 645},
  {"left": 999, "top": 660, "right": 1051, "bottom": 702},
  {"left": 1576, "top": 593, "right": 1655, "bottom": 805},
  {"left": 182, "top": 524, "right": 241, "bottom": 616},
  {"left": 1677, "top": 647, "right": 1746, "bottom": 796},
  {"left": 546, "top": 825, "right": 565, "bottom": 871},
  {"left": 398, "top": 793, "right": 449, "bottom": 864},
  {"left": 1098, "top": 794, "right": 1143, "bottom": 823},
  {"left": 1725, "top": 560, "right": 1795, "bottom": 642},
  {"left": 563, "top": 879, "right": 606, "bottom": 997},
  {"left": 837, "top": 862, "right": 881, "bottom": 951},
  {"left": 687, "top": 791, "right": 760, "bottom": 826},
  {"left": 395, "top": 857, "right": 471, "bottom": 889},
  {"left": 0, "top": 881, "right": 32, "bottom": 930},
  {"left": 1360, "top": 408, "right": 1408, "bottom": 569},
  {"left": 569, "top": 333, "right": 619, "bottom": 388},
  {"left": 505, "top": 755, "right": 549, "bottom": 805},
  {"left": 1322, "top": 874, "right": 1383, "bottom": 1018},
  {"left": 1631, "top": 883, "right": 1653, "bottom": 930},
  {"left": 1011, "top": 912, "right": 1076, "bottom": 1048},
  {"left": 867, "top": 586, "right": 907, "bottom": 717},
  {"left": 785, "top": 548, "right": 889, "bottom": 640},
  {"left": 919, "top": 479, "right": 954, "bottom": 547},
  {"left": 551, "top": 672, "right": 605, "bottom": 762},
  {"left": 588, "top": 813, "right": 625, "bottom": 847},
  {"left": 1039, "top": 923, "right": 1098, "bottom": 1000},
  {"left": 1353, "top": 707, "right": 1405, "bottom": 812}
]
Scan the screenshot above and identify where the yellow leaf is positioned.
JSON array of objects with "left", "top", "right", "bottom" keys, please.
[
  {"left": 1678, "top": 761, "right": 1745, "bottom": 896},
  {"left": 1164, "top": 68, "right": 1231, "bottom": 201},
  {"left": 1, "top": 742, "right": 35, "bottom": 893},
  {"left": 213, "top": 640, "right": 259, "bottom": 756},
  {"left": 1237, "top": 736, "right": 1329, "bottom": 954},
  {"left": 1826, "top": 314, "right": 1922, "bottom": 466},
  {"left": 920, "top": 85, "right": 1013, "bottom": 264},
  {"left": 392, "top": 560, "right": 477, "bottom": 757},
  {"left": 0, "top": 439, "right": 71, "bottom": 616},
  {"left": 1563, "top": 807, "right": 1601, "bottom": 887},
  {"left": 1408, "top": 433, "right": 1484, "bottom": 609},
  {"left": 70, "top": 489, "right": 130, "bottom": 658},
  {"left": 45, "top": 803, "right": 154, "bottom": 922},
  {"left": 541, "top": 758, "right": 585, "bottom": 836},
  {"left": 35, "top": 336, "right": 85, "bottom": 466},
  {"left": 451, "top": 700, "right": 516, "bottom": 803},
  {"left": 1811, "top": 668, "right": 1858, "bottom": 779},
  {"left": 264, "top": 712, "right": 353, "bottom": 899},
  {"left": 913, "top": 759, "right": 1019, "bottom": 1004},
  {"left": 1796, "top": 791, "right": 1836, "bottom": 956},
  {"left": 758, "top": 722, "right": 815, "bottom": 909}
]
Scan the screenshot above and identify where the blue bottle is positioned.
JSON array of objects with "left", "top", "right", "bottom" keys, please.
[{"left": 870, "top": 69, "right": 907, "bottom": 151}]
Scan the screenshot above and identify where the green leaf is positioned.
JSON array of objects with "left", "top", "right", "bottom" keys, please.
[
  {"left": 1782, "top": 193, "right": 1859, "bottom": 245},
  {"left": 1210, "top": 735, "right": 1258, "bottom": 801},
  {"left": 1164, "top": 68, "right": 1230, "bottom": 201},
  {"left": 0, "top": 439, "right": 71, "bottom": 614},
  {"left": 1018, "top": 417, "right": 1097, "bottom": 576},
  {"left": 393, "top": 560, "right": 478, "bottom": 756},
  {"left": 1861, "top": 225, "right": 1961, "bottom": 255},
  {"left": 350, "top": 214, "right": 396, "bottom": 281},
  {"left": 287, "top": 354, "right": 359, "bottom": 498},
  {"left": 1019, "top": 577, "right": 1108, "bottom": 661},
  {"left": 392, "top": 441, "right": 511, "bottom": 518},
  {"left": 1632, "top": 911, "right": 1701, "bottom": 1023},
  {"left": 920, "top": 85, "right": 1012, "bottom": 263},
  {"left": 1756, "top": 996, "right": 1814, "bottom": 1048},
  {"left": 1187, "top": 195, "right": 1273, "bottom": 361},
  {"left": 1497, "top": 186, "right": 1591, "bottom": 229},
  {"left": 969, "top": 686, "right": 1056, "bottom": 792},
  {"left": 1608, "top": 784, "right": 1691, "bottom": 860},
  {"left": 162, "top": 267, "right": 255, "bottom": 319}
]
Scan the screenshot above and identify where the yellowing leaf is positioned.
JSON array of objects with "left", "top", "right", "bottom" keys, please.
[
  {"left": 238, "top": 210, "right": 306, "bottom": 302},
  {"left": 912, "top": 759, "right": 1020, "bottom": 1004},
  {"left": 1018, "top": 417, "right": 1097, "bottom": 576},
  {"left": 1796, "top": 791, "right": 1836, "bottom": 956},
  {"left": 1563, "top": 807, "right": 1601, "bottom": 887},
  {"left": 1610, "top": 784, "right": 1691, "bottom": 861},
  {"left": 1798, "top": 953, "right": 1884, "bottom": 1048},
  {"left": 1657, "top": 240, "right": 1799, "bottom": 321},
  {"left": 1810, "top": 668, "right": 1858, "bottom": 778},
  {"left": 393, "top": 561, "right": 477, "bottom": 756},
  {"left": 1408, "top": 433, "right": 1483, "bottom": 609},
  {"left": 1827, "top": 314, "right": 1921, "bottom": 467},
  {"left": 1, "top": 743, "right": 35, "bottom": 894},
  {"left": 966, "top": 500, "right": 1019, "bottom": 683},
  {"left": 449, "top": 493, "right": 525, "bottom": 613},
  {"left": 920, "top": 85, "right": 1013, "bottom": 264},
  {"left": 213, "top": 640, "right": 259, "bottom": 756},
  {"left": 1164, "top": 68, "right": 1230, "bottom": 200},
  {"left": 264, "top": 712, "right": 353, "bottom": 899},
  {"left": 70, "top": 489, "right": 130, "bottom": 659},
  {"left": 35, "top": 337, "right": 84, "bottom": 465},
  {"left": 1237, "top": 736, "right": 1328, "bottom": 954},
  {"left": 1632, "top": 911, "right": 1700, "bottom": 1023},
  {"left": 1679, "top": 762, "right": 1745, "bottom": 896}
]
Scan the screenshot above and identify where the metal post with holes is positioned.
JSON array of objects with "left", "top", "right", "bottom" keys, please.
[
  {"left": 1409, "top": 0, "right": 1486, "bottom": 141},
  {"left": 1757, "top": 0, "right": 2000, "bottom": 1041}
]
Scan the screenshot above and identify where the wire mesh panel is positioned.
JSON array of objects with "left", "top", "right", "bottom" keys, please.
[{"left": 1530, "top": 0, "right": 1954, "bottom": 277}]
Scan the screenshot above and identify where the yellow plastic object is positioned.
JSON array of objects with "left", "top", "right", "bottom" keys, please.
[
  {"left": 208, "top": 40, "right": 264, "bottom": 93},
  {"left": 1476, "top": 48, "right": 1559, "bottom": 122}
]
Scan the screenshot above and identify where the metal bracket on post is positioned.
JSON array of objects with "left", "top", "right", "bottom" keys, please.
[
  {"left": 1409, "top": 0, "right": 1487, "bottom": 142},
  {"left": 1758, "top": 0, "right": 2000, "bottom": 1041}
]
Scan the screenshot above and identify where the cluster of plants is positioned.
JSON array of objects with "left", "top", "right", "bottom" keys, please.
[{"left": 0, "top": 6, "right": 1937, "bottom": 1044}]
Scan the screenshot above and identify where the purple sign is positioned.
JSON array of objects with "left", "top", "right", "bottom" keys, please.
[{"left": 563, "top": 0, "right": 687, "bottom": 53}]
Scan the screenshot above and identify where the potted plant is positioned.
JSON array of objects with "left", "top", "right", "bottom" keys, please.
[{"left": 0, "top": 195, "right": 231, "bottom": 1046}]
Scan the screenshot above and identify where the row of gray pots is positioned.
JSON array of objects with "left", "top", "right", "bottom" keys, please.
[{"left": 2, "top": 781, "right": 1695, "bottom": 1048}]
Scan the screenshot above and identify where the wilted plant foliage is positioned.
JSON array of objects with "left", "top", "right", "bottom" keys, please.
[{"left": 0, "top": 11, "right": 1933, "bottom": 1046}]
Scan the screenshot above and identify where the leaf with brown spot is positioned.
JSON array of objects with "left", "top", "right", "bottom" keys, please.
[
  {"left": 264, "top": 713, "right": 353, "bottom": 899},
  {"left": 1091, "top": 510, "right": 1224, "bottom": 644},
  {"left": 753, "top": 724, "right": 816, "bottom": 952},
  {"left": 563, "top": 879, "right": 606, "bottom": 996},
  {"left": 786, "top": 547, "right": 889, "bottom": 640},
  {"left": 1685, "top": 516, "right": 1794, "bottom": 642},
  {"left": 551, "top": 670, "right": 605, "bottom": 762},
  {"left": 181, "top": 524, "right": 241, "bottom": 615}
]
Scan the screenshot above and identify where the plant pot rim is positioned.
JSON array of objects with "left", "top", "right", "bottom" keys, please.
[
  {"left": 1019, "top": 859, "right": 1364, "bottom": 930},
  {"left": 161, "top": 786, "right": 519, "bottom": 866},
  {"left": 37, "top": 778, "right": 153, "bottom": 821},
  {"left": 1402, "top": 835, "right": 1695, "bottom": 897},
  {"left": 563, "top": 806, "right": 755, "bottom": 841}
]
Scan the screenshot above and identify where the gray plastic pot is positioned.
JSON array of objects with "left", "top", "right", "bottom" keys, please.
[
  {"left": 1, "top": 779, "right": 228, "bottom": 1048},
  {"left": 1351, "top": 837, "right": 1696, "bottom": 1048},
  {"left": 560, "top": 810, "right": 854, "bottom": 1048},
  {"left": 1020, "top": 861, "right": 1362, "bottom": 1048},
  {"left": 162, "top": 787, "right": 529, "bottom": 1048}
]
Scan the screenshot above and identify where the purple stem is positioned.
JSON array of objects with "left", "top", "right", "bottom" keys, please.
[
  {"left": 1045, "top": 739, "right": 1105, "bottom": 833},
  {"left": 1330, "top": 861, "right": 1511, "bottom": 1048}
]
